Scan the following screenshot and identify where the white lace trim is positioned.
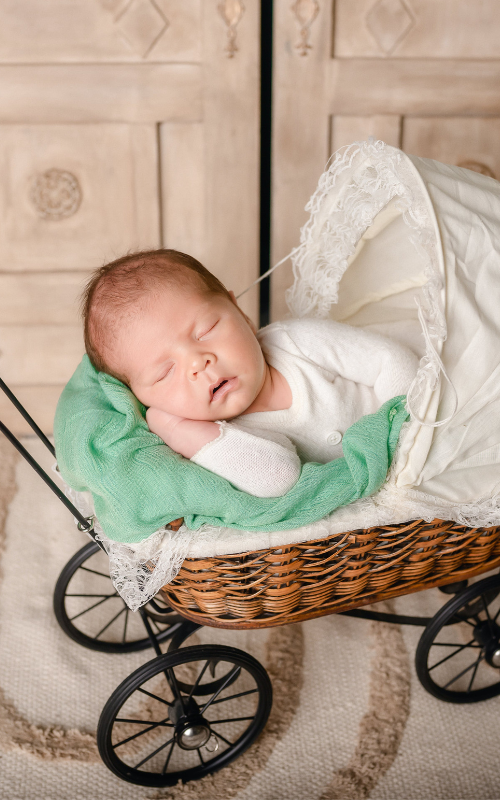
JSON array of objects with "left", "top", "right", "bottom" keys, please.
[
  {"left": 286, "top": 139, "right": 446, "bottom": 420},
  {"left": 52, "top": 466, "right": 204, "bottom": 612}
]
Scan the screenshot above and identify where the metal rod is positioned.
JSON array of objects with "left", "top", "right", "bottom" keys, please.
[
  {"left": 0, "top": 420, "right": 92, "bottom": 531},
  {"left": 139, "top": 608, "right": 165, "bottom": 658},
  {"left": 0, "top": 377, "right": 55, "bottom": 456},
  {"left": 341, "top": 608, "right": 433, "bottom": 627}
]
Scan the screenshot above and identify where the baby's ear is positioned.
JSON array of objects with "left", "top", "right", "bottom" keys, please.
[{"left": 229, "top": 291, "right": 257, "bottom": 334}]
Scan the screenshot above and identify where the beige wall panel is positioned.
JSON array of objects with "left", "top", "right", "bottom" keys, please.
[
  {"left": 403, "top": 117, "right": 500, "bottom": 179},
  {"left": 0, "top": 384, "right": 63, "bottom": 436},
  {"left": 328, "top": 60, "right": 500, "bottom": 116},
  {"left": 0, "top": 326, "right": 83, "bottom": 385},
  {"left": 0, "top": 65, "right": 201, "bottom": 124},
  {"left": 331, "top": 115, "right": 401, "bottom": 151},
  {"left": 335, "top": 0, "right": 500, "bottom": 59},
  {"left": 0, "top": 0, "right": 201, "bottom": 63},
  {"left": 0, "top": 272, "right": 89, "bottom": 325},
  {"left": 202, "top": 2, "right": 260, "bottom": 324},
  {"left": 0, "top": 124, "right": 160, "bottom": 272},
  {"left": 161, "top": 122, "right": 205, "bottom": 263},
  {"left": 271, "top": 0, "right": 334, "bottom": 321}
]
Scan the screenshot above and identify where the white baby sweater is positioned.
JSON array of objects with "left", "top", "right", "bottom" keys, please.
[{"left": 192, "top": 318, "right": 419, "bottom": 497}]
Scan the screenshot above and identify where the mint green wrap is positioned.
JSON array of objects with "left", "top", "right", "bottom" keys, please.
[{"left": 54, "top": 355, "right": 409, "bottom": 544}]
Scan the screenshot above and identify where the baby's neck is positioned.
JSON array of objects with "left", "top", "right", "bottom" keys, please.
[{"left": 241, "top": 362, "right": 292, "bottom": 415}]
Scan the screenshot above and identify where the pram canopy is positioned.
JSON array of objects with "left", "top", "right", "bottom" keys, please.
[{"left": 295, "top": 140, "right": 500, "bottom": 514}]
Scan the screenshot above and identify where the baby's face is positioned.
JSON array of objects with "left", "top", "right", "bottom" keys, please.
[{"left": 110, "top": 284, "right": 266, "bottom": 421}]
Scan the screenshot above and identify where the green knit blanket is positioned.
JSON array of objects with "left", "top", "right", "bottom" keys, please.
[{"left": 54, "top": 355, "right": 409, "bottom": 544}]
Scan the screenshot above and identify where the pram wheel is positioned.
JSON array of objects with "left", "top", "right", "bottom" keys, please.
[
  {"left": 416, "top": 574, "right": 500, "bottom": 703},
  {"left": 54, "top": 541, "right": 183, "bottom": 653},
  {"left": 97, "top": 644, "right": 272, "bottom": 787}
]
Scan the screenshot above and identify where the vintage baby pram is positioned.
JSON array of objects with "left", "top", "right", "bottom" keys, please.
[{"left": 3, "top": 140, "right": 500, "bottom": 788}]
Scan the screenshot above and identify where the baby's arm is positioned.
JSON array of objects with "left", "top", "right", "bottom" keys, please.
[
  {"left": 146, "top": 408, "right": 219, "bottom": 459},
  {"left": 146, "top": 408, "right": 301, "bottom": 498},
  {"left": 291, "top": 319, "right": 419, "bottom": 402}
]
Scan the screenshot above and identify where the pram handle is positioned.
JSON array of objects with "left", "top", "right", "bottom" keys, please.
[
  {"left": 0, "top": 378, "right": 95, "bottom": 537},
  {"left": 0, "top": 377, "right": 55, "bottom": 456}
]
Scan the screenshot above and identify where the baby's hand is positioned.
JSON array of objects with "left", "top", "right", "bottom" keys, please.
[{"left": 146, "top": 407, "right": 219, "bottom": 459}]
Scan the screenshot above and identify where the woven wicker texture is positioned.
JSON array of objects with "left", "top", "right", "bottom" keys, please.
[{"left": 162, "top": 519, "right": 500, "bottom": 628}]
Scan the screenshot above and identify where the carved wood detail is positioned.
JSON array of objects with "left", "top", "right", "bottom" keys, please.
[
  {"left": 30, "top": 169, "right": 82, "bottom": 220},
  {"left": 218, "top": 0, "right": 245, "bottom": 58},
  {"left": 291, "top": 0, "right": 320, "bottom": 56},
  {"left": 366, "top": 0, "right": 414, "bottom": 56},
  {"left": 457, "top": 159, "right": 496, "bottom": 179},
  {"left": 99, "top": 0, "right": 169, "bottom": 58}
]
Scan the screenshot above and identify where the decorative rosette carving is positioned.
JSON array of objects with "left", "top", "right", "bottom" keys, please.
[{"left": 30, "top": 169, "right": 82, "bottom": 221}]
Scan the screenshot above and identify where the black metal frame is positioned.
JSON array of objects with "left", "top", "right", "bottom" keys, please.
[{"left": 0, "top": 377, "right": 98, "bottom": 541}]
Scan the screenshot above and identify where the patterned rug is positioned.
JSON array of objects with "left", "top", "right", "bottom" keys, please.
[{"left": 1, "top": 435, "right": 499, "bottom": 800}]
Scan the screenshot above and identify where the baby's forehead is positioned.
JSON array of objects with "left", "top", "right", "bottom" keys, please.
[{"left": 127, "top": 282, "right": 222, "bottom": 329}]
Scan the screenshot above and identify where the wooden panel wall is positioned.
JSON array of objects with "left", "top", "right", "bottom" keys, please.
[{"left": 271, "top": 0, "right": 500, "bottom": 319}]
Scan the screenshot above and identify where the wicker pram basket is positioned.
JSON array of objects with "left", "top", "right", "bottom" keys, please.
[{"left": 162, "top": 519, "right": 500, "bottom": 628}]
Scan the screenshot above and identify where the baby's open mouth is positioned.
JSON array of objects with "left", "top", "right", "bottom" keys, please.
[
  {"left": 212, "top": 380, "right": 227, "bottom": 396},
  {"left": 210, "top": 378, "right": 236, "bottom": 402}
]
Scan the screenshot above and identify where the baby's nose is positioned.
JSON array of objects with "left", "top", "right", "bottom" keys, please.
[{"left": 188, "top": 353, "right": 214, "bottom": 379}]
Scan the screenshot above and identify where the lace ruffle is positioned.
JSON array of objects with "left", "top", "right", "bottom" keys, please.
[
  {"left": 53, "top": 474, "right": 203, "bottom": 612},
  {"left": 286, "top": 139, "right": 446, "bottom": 419}
]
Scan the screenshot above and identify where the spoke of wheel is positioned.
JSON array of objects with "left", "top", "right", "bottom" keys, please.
[
  {"left": 115, "top": 717, "right": 174, "bottom": 727},
  {"left": 200, "top": 666, "right": 241, "bottom": 715},
  {"left": 167, "top": 668, "right": 185, "bottom": 712},
  {"left": 198, "top": 748, "right": 204, "bottom": 765},
  {"left": 133, "top": 736, "right": 175, "bottom": 770},
  {"left": 210, "top": 687, "right": 258, "bottom": 706},
  {"left": 122, "top": 609, "right": 129, "bottom": 644},
  {"left": 430, "top": 641, "right": 480, "bottom": 648},
  {"left": 467, "top": 654, "right": 482, "bottom": 693},
  {"left": 494, "top": 605, "right": 500, "bottom": 624},
  {"left": 113, "top": 715, "right": 171, "bottom": 748},
  {"left": 187, "top": 660, "right": 210, "bottom": 704},
  {"left": 80, "top": 565, "right": 112, "bottom": 579},
  {"left": 442, "top": 652, "right": 485, "bottom": 690},
  {"left": 480, "top": 594, "right": 496, "bottom": 637},
  {"left": 162, "top": 739, "right": 176, "bottom": 774},
  {"left": 69, "top": 594, "right": 117, "bottom": 622},
  {"left": 213, "top": 730, "right": 233, "bottom": 748},
  {"left": 94, "top": 605, "right": 127, "bottom": 640},
  {"left": 429, "top": 640, "right": 477, "bottom": 671},
  {"left": 208, "top": 716, "right": 255, "bottom": 724},
  {"left": 481, "top": 594, "right": 493, "bottom": 623},
  {"left": 456, "top": 616, "right": 476, "bottom": 628},
  {"left": 137, "top": 687, "right": 172, "bottom": 708}
]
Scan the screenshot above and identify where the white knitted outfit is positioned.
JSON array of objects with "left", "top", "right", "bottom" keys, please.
[{"left": 191, "top": 318, "right": 419, "bottom": 497}]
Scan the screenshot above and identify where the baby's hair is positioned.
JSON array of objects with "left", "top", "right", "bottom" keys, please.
[{"left": 82, "top": 248, "right": 230, "bottom": 382}]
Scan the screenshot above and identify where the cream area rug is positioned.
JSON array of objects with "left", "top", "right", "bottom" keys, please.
[{"left": 1, "top": 435, "right": 500, "bottom": 800}]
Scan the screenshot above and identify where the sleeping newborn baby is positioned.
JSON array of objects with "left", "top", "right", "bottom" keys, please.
[{"left": 83, "top": 248, "right": 419, "bottom": 497}]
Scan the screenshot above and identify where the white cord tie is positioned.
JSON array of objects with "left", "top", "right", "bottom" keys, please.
[
  {"left": 406, "top": 300, "right": 458, "bottom": 428},
  {"left": 236, "top": 247, "right": 300, "bottom": 299}
]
